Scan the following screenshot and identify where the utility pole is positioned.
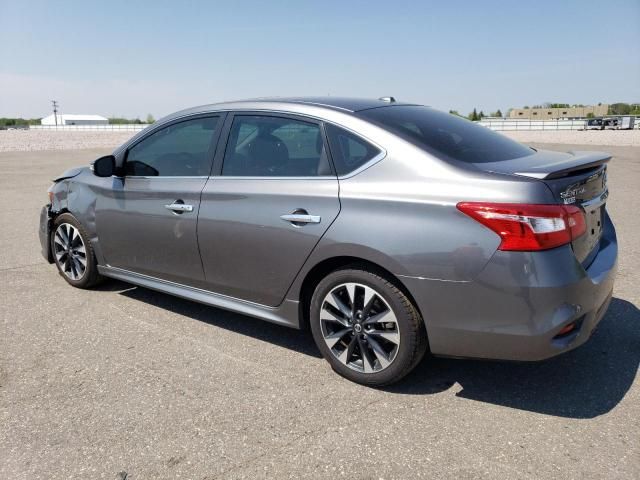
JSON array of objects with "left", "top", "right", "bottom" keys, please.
[{"left": 52, "top": 100, "right": 59, "bottom": 127}]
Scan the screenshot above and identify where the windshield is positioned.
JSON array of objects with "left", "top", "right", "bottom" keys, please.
[{"left": 358, "top": 106, "right": 534, "bottom": 163}]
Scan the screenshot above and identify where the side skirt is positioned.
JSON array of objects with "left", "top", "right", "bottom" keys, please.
[{"left": 97, "top": 265, "right": 301, "bottom": 329}]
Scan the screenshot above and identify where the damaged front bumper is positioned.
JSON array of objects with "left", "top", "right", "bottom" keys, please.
[{"left": 39, "top": 204, "right": 54, "bottom": 263}]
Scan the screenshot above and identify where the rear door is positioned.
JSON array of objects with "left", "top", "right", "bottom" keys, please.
[
  {"left": 197, "top": 112, "right": 340, "bottom": 306},
  {"left": 96, "top": 115, "right": 223, "bottom": 286}
]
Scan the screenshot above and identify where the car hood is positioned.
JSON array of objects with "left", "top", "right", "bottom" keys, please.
[{"left": 53, "top": 166, "right": 89, "bottom": 182}]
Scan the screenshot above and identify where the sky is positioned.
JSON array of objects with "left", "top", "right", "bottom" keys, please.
[{"left": 1, "top": 0, "right": 639, "bottom": 119}]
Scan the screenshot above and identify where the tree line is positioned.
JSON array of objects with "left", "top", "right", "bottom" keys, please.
[
  {"left": 0, "top": 114, "right": 156, "bottom": 127},
  {"left": 608, "top": 103, "right": 640, "bottom": 115},
  {"left": 448, "top": 102, "right": 640, "bottom": 120},
  {"left": 449, "top": 109, "right": 502, "bottom": 120},
  {"left": 109, "top": 114, "right": 155, "bottom": 124},
  {"left": 0, "top": 118, "right": 41, "bottom": 127},
  {"left": 519, "top": 102, "right": 639, "bottom": 114}
]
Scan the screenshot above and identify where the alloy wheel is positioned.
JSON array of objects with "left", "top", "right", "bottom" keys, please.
[
  {"left": 320, "top": 282, "right": 400, "bottom": 373},
  {"left": 53, "top": 223, "right": 87, "bottom": 281}
]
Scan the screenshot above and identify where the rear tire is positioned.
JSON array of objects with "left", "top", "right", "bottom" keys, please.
[
  {"left": 310, "top": 266, "right": 427, "bottom": 386},
  {"left": 51, "top": 213, "right": 102, "bottom": 289}
]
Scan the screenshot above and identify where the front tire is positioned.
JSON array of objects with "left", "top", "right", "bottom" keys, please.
[
  {"left": 310, "top": 267, "right": 427, "bottom": 386},
  {"left": 51, "top": 213, "right": 102, "bottom": 289}
]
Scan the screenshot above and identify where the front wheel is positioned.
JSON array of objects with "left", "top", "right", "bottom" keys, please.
[
  {"left": 310, "top": 267, "right": 428, "bottom": 386},
  {"left": 51, "top": 213, "right": 102, "bottom": 288}
]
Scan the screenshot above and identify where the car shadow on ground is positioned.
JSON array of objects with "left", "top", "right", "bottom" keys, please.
[
  {"left": 389, "top": 297, "right": 640, "bottom": 418},
  {"left": 100, "top": 280, "right": 323, "bottom": 358},
  {"left": 103, "top": 280, "right": 639, "bottom": 419}
]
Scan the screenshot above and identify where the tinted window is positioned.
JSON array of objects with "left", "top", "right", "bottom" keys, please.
[
  {"left": 126, "top": 117, "right": 218, "bottom": 176},
  {"left": 359, "top": 106, "right": 534, "bottom": 163},
  {"left": 325, "top": 124, "right": 381, "bottom": 175},
  {"left": 222, "top": 116, "right": 332, "bottom": 177}
]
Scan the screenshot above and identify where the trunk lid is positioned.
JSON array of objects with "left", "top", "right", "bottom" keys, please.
[{"left": 477, "top": 150, "right": 611, "bottom": 265}]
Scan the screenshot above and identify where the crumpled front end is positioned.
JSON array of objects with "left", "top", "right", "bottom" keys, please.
[{"left": 39, "top": 204, "right": 54, "bottom": 263}]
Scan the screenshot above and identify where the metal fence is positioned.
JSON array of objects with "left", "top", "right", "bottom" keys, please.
[
  {"left": 24, "top": 119, "right": 640, "bottom": 132},
  {"left": 30, "top": 124, "right": 149, "bottom": 131},
  {"left": 478, "top": 117, "right": 640, "bottom": 131},
  {"left": 478, "top": 119, "right": 587, "bottom": 131}
]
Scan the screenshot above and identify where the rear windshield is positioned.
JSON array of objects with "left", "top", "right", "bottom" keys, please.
[{"left": 359, "top": 106, "right": 534, "bottom": 163}]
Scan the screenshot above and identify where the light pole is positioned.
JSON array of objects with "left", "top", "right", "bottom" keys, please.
[{"left": 52, "top": 100, "right": 59, "bottom": 127}]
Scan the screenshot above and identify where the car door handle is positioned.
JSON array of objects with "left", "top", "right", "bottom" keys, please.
[
  {"left": 280, "top": 213, "right": 321, "bottom": 225},
  {"left": 165, "top": 203, "right": 193, "bottom": 213}
]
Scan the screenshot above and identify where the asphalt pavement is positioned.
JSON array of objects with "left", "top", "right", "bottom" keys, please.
[{"left": 1, "top": 144, "right": 638, "bottom": 479}]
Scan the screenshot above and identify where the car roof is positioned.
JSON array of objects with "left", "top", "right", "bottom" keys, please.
[
  {"left": 117, "top": 97, "right": 424, "bottom": 154},
  {"left": 162, "top": 97, "right": 422, "bottom": 122},
  {"left": 244, "top": 97, "right": 420, "bottom": 112}
]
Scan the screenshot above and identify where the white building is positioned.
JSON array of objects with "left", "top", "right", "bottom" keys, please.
[{"left": 41, "top": 114, "right": 108, "bottom": 126}]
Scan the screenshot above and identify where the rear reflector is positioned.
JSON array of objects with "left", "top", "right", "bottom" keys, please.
[
  {"left": 556, "top": 322, "right": 577, "bottom": 337},
  {"left": 456, "top": 202, "right": 586, "bottom": 251}
]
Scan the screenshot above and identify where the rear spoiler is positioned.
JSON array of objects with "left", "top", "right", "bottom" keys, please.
[{"left": 513, "top": 151, "right": 611, "bottom": 180}]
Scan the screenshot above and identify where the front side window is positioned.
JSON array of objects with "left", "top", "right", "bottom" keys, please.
[
  {"left": 359, "top": 106, "right": 534, "bottom": 164},
  {"left": 325, "top": 124, "right": 381, "bottom": 176},
  {"left": 125, "top": 116, "right": 219, "bottom": 176},
  {"left": 222, "top": 115, "right": 332, "bottom": 177}
]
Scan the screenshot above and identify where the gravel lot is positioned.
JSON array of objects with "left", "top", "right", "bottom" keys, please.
[
  {"left": 0, "top": 130, "right": 137, "bottom": 152},
  {"left": 1, "top": 128, "right": 639, "bottom": 153},
  {"left": 1, "top": 139, "right": 638, "bottom": 479},
  {"left": 503, "top": 129, "right": 640, "bottom": 146}
]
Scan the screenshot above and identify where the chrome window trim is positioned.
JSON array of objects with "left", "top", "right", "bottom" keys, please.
[
  {"left": 210, "top": 176, "right": 338, "bottom": 181},
  {"left": 115, "top": 112, "right": 224, "bottom": 155},
  {"left": 124, "top": 175, "right": 210, "bottom": 180},
  {"left": 215, "top": 151, "right": 387, "bottom": 181},
  {"left": 322, "top": 122, "right": 388, "bottom": 180},
  {"left": 116, "top": 108, "right": 389, "bottom": 180},
  {"left": 335, "top": 150, "right": 387, "bottom": 180},
  {"left": 217, "top": 112, "right": 387, "bottom": 181},
  {"left": 220, "top": 112, "right": 335, "bottom": 179}
]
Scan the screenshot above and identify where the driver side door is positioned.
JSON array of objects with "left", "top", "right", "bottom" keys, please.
[{"left": 96, "top": 114, "right": 223, "bottom": 287}]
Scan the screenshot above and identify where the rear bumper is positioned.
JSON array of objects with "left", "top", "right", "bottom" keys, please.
[
  {"left": 403, "top": 213, "right": 618, "bottom": 361},
  {"left": 39, "top": 205, "right": 54, "bottom": 264}
]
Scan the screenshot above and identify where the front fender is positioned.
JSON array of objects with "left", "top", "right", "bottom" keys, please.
[
  {"left": 48, "top": 170, "right": 104, "bottom": 266},
  {"left": 66, "top": 171, "right": 103, "bottom": 265}
]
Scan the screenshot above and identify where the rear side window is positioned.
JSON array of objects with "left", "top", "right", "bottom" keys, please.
[
  {"left": 222, "top": 115, "right": 332, "bottom": 177},
  {"left": 359, "top": 106, "right": 534, "bottom": 163},
  {"left": 126, "top": 116, "right": 218, "bottom": 176},
  {"left": 325, "top": 124, "right": 381, "bottom": 175}
]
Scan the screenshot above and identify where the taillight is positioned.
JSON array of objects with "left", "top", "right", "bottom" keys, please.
[{"left": 456, "top": 202, "right": 586, "bottom": 251}]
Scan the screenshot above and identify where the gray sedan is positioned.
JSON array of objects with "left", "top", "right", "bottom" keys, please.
[{"left": 39, "top": 97, "right": 617, "bottom": 386}]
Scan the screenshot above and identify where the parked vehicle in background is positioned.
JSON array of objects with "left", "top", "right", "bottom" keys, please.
[
  {"left": 603, "top": 117, "right": 620, "bottom": 129},
  {"left": 585, "top": 118, "right": 604, "bottom": 130},
  {"left": 618, "top": 116, "right": 636, "bottom": 130},
  {"left": 39, "top": 97, "right": 617, "bottom": 386}
]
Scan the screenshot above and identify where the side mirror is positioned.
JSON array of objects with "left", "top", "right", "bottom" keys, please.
[{"left": 91, "top": 155, "right": 116, "bottom": 177}]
